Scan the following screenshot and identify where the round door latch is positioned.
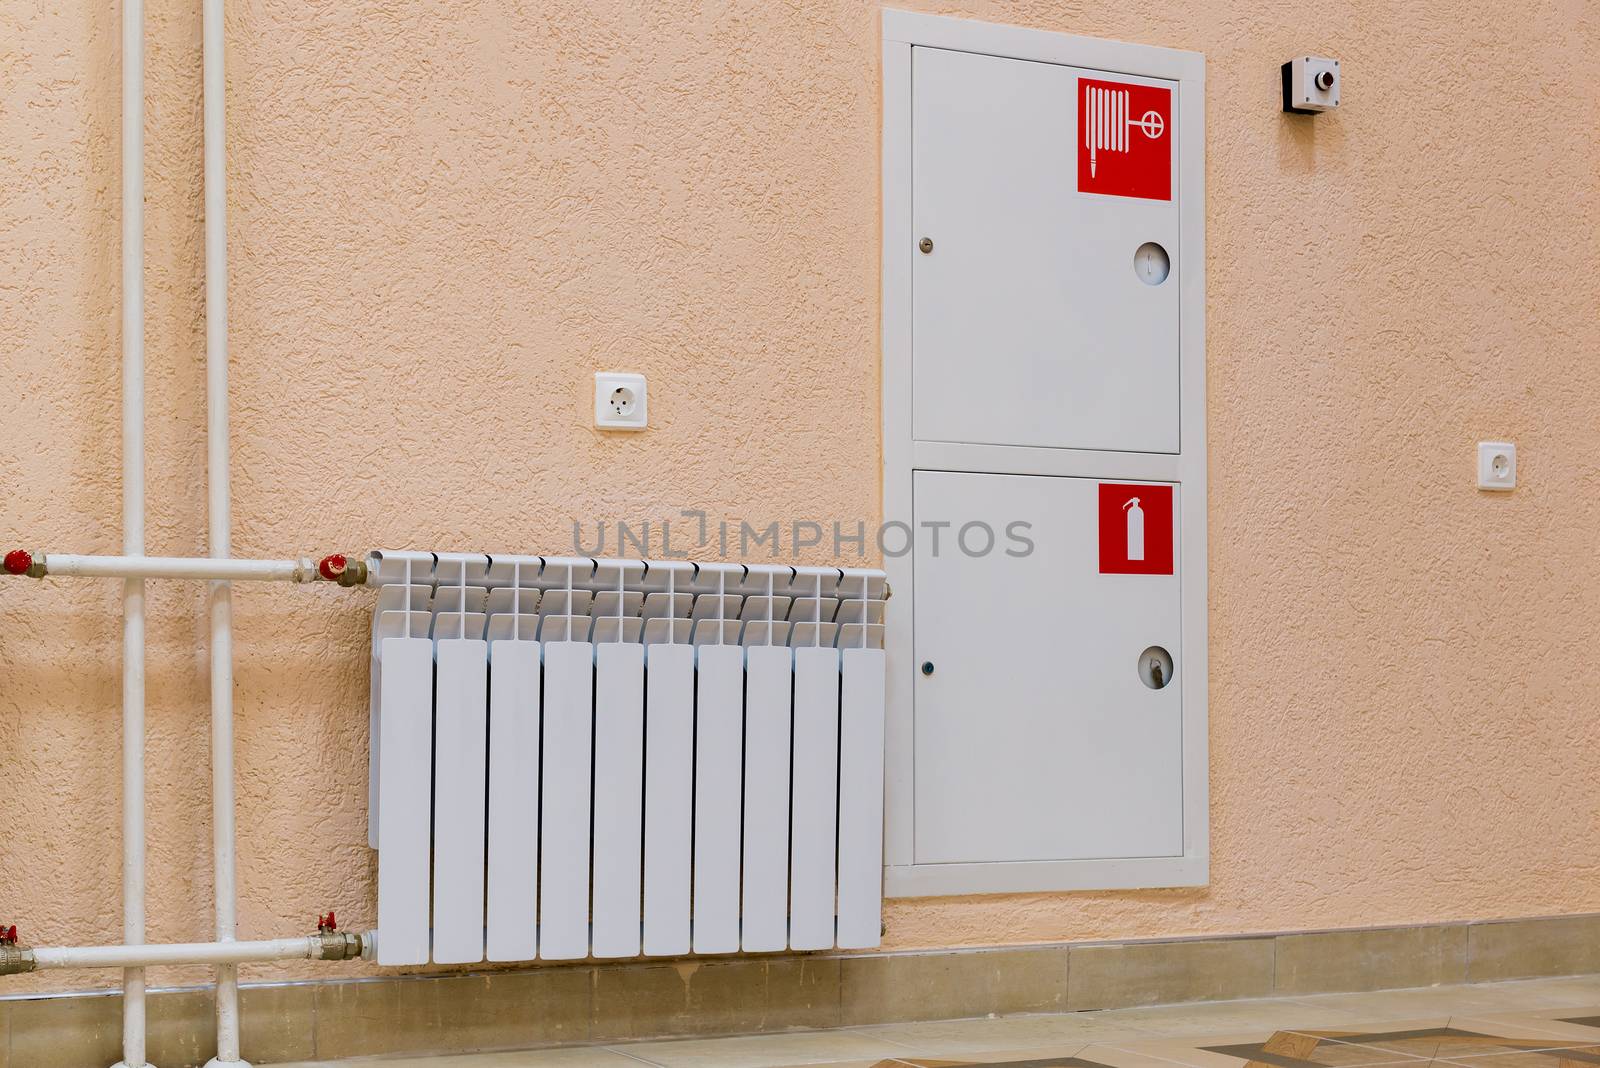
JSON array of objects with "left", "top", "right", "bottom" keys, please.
[
  {"left": 918, "top": 237, "right": 934, "bottom": 254},
  {"left": 1134, "top": 242, "right": 1170, "bottom": 285},
  {"left": 1138, "top": 646, "right": 1174, "bottom": 690},
  {"left": 921, "top": 661, "right": 935, "bottom": 676}
]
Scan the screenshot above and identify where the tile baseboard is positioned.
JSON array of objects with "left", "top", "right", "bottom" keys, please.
[{"left": 4, "top": 913, "right": 1598, "bottom": 1067}]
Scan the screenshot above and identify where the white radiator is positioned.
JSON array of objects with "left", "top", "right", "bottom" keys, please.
[{"left": 366, "top": 550, "right": 888, "bottom": 965}]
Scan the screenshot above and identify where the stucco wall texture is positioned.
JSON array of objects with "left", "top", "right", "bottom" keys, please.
[{"left": 1, "top": 0, "right": 1598, "bottom": 996}]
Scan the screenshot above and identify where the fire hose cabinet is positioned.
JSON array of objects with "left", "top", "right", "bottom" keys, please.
[{"left": 880, "top": 11, "right": 1208, "bottom": 896}]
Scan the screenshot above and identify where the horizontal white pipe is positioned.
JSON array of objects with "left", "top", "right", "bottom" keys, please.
[
  {"left": 30, "top": 934, "right": 364, "bottom": 971},
  {"left": 38, "top": 554, "right": 341, "bottom": 583}
]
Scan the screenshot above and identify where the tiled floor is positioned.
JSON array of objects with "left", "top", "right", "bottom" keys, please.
[{"left": 274, "top": 974, "right": 1600, "bottom": 1068}]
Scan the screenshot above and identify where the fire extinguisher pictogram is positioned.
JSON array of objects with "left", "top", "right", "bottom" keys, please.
[
  {"left": 1123, "top": 497, "right": 1145, "bottom": 562},
  {"left": 1099, "top": 483, "right": 1174, "bottom": 575}
]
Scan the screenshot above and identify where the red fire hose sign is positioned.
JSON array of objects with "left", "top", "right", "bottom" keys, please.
[
  {"left": 1099, "top": 483, "right": 1174, "bottom": 575},
  {"left": 1078, "top": 77, "right": 1172, "bottom": 201}
]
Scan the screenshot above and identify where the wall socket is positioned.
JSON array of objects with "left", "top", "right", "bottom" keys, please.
[
  {"left": 1477, "top": 441, "right": 1515, "bottom": 491},
  {"left": 594, "top": 372, "right": 648, "bottom": 431}
]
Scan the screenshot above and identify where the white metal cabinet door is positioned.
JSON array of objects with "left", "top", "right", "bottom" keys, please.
[
  {"left": 911, "top": 47, "right": 1180, "bottom": 453},
  {"left": 912, "top": 470, "right": 1182, "bottom": 864}
]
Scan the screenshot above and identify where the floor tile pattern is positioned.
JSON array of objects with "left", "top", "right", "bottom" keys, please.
[{"left": 273, "top": 974, "right": 1600, "bottom": 1068}]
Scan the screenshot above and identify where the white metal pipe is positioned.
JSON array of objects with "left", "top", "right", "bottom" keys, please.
[
  {"left": 34, "top": 937, "right": 335, "bottom": 971},
  {"left": 120, "top": 0, "right": 148, "bottom": 1060},
  {"left": 202, "top": 0, "right": 241, "bottom": 1061},
  {"left": 36, "top": 554, "right": 338, "bottom": 582}
]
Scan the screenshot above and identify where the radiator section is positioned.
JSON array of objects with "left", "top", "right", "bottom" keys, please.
[{"left": 368, "top": 552, "right": 887, "bottom": 965}]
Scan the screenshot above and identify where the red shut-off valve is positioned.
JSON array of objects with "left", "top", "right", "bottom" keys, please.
[
  {"left": 3, "top": 550, "right": 35, "bottom": 577},
  {"left": 316, "top": 554, "right": 366, "bottom": 587},
  {"left": 0, "top": 926, "right": 18, "bottom": 947},
  {"left": 316, "top": 911, "right": 337, "bottom": 934}
]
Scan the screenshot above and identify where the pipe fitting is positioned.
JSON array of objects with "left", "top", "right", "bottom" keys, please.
[
  {"left": 2, "top": 550, "right": 44, "bottom": 578},
  {"left": 315, "top": 554, "right": 368, "bottom": 587},
  {"left": 313, "top": 930, "right": 363, "bottom": 961},
  {"left": 0, "top": 945, "right": 36, "bottom": 976}
]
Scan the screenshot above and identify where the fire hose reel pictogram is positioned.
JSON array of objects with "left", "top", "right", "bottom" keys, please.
[{"left": 1078, "top": 78, "right": 1173, "bottom": 202}]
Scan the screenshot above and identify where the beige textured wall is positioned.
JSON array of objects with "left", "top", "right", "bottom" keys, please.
[{"left": 1, "top": 0, "right": 1598, "bottom": 995}]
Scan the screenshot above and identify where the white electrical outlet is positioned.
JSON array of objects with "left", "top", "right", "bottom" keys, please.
[
  {"left": 594, "top": 372, "right": 648, "bottom": 431},
  {"left": 1477, "top": 441, "right": 1515, "bottom": 490}
]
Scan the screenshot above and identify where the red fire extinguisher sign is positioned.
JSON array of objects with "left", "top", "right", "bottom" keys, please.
[
  {"left": 1078, "top": 77, "right": 1172, "bottom": 202},
  {"left": 1099, "top": 483, "right": 1174, "bottom": 575}
]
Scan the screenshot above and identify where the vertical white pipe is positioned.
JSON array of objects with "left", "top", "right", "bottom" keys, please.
[
  {"left": 120, "top": 0, "right": 148, "bottom": 1062},
  {"left": 202, "top": 0, "right": 243, "bottom": 1063}
]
